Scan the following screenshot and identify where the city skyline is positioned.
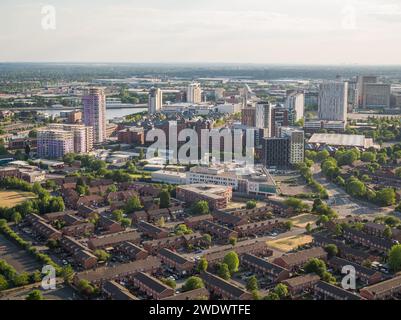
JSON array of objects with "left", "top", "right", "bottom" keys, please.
[{"left": 1, "top": 0, "right": 401, "bottom": 65}]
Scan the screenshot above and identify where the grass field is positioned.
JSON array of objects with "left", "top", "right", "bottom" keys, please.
[
  {"left": 267, "top": 234, "right": 313, "bottom": 252},
  {"left": 290, "top": 214, "right": 319, "bottom": 228},
  {"left": 0, "top": 190, "right": 36, "bottom": 208}
]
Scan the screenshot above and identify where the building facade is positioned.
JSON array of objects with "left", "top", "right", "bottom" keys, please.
[{"left": 83, "top": 88, "right": 107, "bottom": 143}]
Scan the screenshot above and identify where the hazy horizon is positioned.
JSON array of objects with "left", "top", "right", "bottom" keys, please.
[{"left": 1, "top": 0, "right": 401, "bottom": 65}]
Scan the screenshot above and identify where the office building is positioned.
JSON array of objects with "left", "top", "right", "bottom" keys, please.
[
  {"left": 148, "top": 88, "right": 163, "bottom": 114},
  {"left": 187, "top": 83, "right": 202, "bottom": 104},
  {"left": 255, "top": 102, "right": 272, "bottom": 138},
  {"left": 357, "top": 76, "right": 391, "bottom": 109},
  {"left": 83, "top": 88, "right": 107, "bottom": 143},
  {"left": 318, "top": 81, "right": 348, "bottom": 122}
]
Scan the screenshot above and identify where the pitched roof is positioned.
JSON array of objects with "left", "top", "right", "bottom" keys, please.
[
  {"left": 276, "top": 247, "right": 327, "bottom": 266},
  {"left": 242, "top": 253, "right": 287, "bottom": 274},
  {"left": 314, "top": 280, "right": 361, "bottom": 300},
  {"left": 133, "top": 272, "right": 173, "bottom": 294},
  {"left": 158, "top": 248, "right": 192, "bottom": 265},
  {"left": 200, "top": 272, "right": 250, "bottom": 299},
  {"left": 75, "top": 256, "right": 161, "bottom": 283},
  {"left": 283, "top": 274, "right": 320, "bottom": 287},
  {"left": 360, "top": 275, "right": 401, "bottom": 297},
  {"left": 103, "top": 280, "right": 139, "bottom": 300}
]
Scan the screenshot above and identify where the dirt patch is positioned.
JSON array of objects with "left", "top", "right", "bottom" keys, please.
[
  {"left": 267, "top": 234, "right": 313, "bottom": 252},
  {"left": 290, "top": 214, "right": 318, "bottom": 228},
  {"left": 0, "top": 190, "right": 36, "bottom": 208}
]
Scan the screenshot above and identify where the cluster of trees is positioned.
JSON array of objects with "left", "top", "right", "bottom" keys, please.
[
  {"left": 191, "top": 201, "right": 210, "bottom": 215},
  {"left": 284, "top": 197, "right": 310, "bottom": 213},
  {"left": 321, "top": 157, "right": 396, "bottom": 207},
  {"left": 304, "top": 258, "right": 336, "bottom": 284},
  {"left": 388, "top": 244, "right": 401, "bottom": 272},
  {"left": 77, "top": 279, "right": 99, "bottom": 297},
  {"left": 124, "top": 195, "right": 143, "bottom": 214},
  {"left": 347, "top": 118, "right": 401, "bottom": 143},
  {"left": 0, "top": 259, "right": 43, "bottom": 291},
  {"left": 182, "top": 276, "right": 204, "bottom": 292},
  {"left": 246, "top": 200, "right": 257, "bottom": 210},
  {"left": 216, "top": 251, "right": 240, "bottom": 280},
  {"left": 0, "top": 178, "right": 65, "bottom": 222},
  {"left": 174, "top": 224, "right": 193, "bottom": 236},
  {"left": 111, "top": 210, "right": 131, "bottom": 228},
  {"left": 297, "top": 162, "right": 328, "bottom": 199},
  {"left": 263, "top": 284, "right": 289, "bottom": 300}
]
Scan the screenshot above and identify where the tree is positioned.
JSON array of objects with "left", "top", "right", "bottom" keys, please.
[
  {"left": 217, "top": 263, "right": 231, "bottom": 280},
  {"left": 246, "top": 275, "right": 258, "bottom": 291},
  {"left": 202, "top": 234, "right": 212, "bottom": 247},
  {"left": 388, "top": 244, "right": 401, "bottom": 272},
  {"left": 346, "top": 177, "right": 366, "bottom": 198},
  {"left": 112, "top": 210, "right": 124, "bottom": 222},
  {"left": 223, "top": 251, "right": 239, "bottom": 274},
  {"left": 120, "top": 218, "right": 132, "bottom": 228},
  {"left": 0, "top": 275, "right": 8, "bottom": 291},
  {"left": 361, "top": 152, "right": 376, "bottom": 162},
  {"left": 316, "top": 150, "right": 330, "bottom": 162},
  {"left": 61, "top": 265, "right": 74, "bottom": 283},
  {"left": 191, "top": 201, "right": 209, "bottom": 215},
  {"left": 94, "top": 249, "right": 110, "bottom": 262},
  {"left": 384, "top": 226, "right": 392, "bottom": 239},
  {"left": 324, "top": 244, "right": 338, "bottom": 258},
  {"left": 304, "top": 258, "right": 327, "bottom": 277},
  {"left": 159, "top": 190, "right": 171, "bottom": 209},
  {"left": 229, "top": 237, "right": 237, "bottom": 246},
  {"left": 197, "top": 258, "right": 208, "bottom": 272},
  {"left": 273, "top": 284, "right": 288, "bottom": 298},
  {"left": 77, "top": 279, "right": 95, "bottom": 296},
  {"left": 124, "top": 195, "right": 143, "bottom": 213},
  {"left": 284, "top": 221, "right": 293, "bottom": 231},
  {"left": 107, "top": 185, "right": 118, "bottom": 193},
  {"left": 11, "top": 211, "right": 22, "bottom": 224},
  {"left": 246, "top": 200, "right": 257, "bottom": 210},
  {"left": 26, "top": 290, "right": 44, "bottom": 300},
  {"left": 161, "top": 278, "right": 176, "bottom": 289},
  {"left": 305, "top": 223, "right": 312, "bottom": 234},
  {"left": 175, "top": 224, "right": 193, "bottom": 235},
  {"left": 375, "top": 188, "right": 396, "bottom": 207},
  {"left": 264, "top": 292, "right": 279, "bottom": 300},
  {"left": 182, "top": 276, "right": 204, "bottom": 292}
]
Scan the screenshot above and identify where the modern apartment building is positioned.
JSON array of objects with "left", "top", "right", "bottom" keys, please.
[
  {"left": 37, "top": 128, "right": 74, "bottom": 159},
  {"left": 148, "top": 88, "right": 163, "bottom": 114},
  {"left": 285, "top": 91, "right": 304, "bottom": 124},
  {"left": 263, "top": 127, "right": 304, "bottom": 168},
  {"left": 318, "top": 81, "right": 348, "bottom": 122},
  {"left": 241, "top": 107, "right": 256, "bottom": 127},
  {"left": 271, "top": 106, "right": 289, "bottom": 137},
  {"left": 187, "top": 83, "right": 202, "bottom": 104},
  {"left": 83, "top": 88, "right": 107, "bottom": 143},
  {"left": 46, "top": 124, "right": 94, "bottom": 153}
]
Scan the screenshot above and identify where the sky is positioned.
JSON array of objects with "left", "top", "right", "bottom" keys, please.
[{"left": 1, "top": 0, "right": 401, "bottom": 65}]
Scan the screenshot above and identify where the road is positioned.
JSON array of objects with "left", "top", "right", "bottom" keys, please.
[{"left": 311, "top": 164, "right": 392, "bottom": 218}]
